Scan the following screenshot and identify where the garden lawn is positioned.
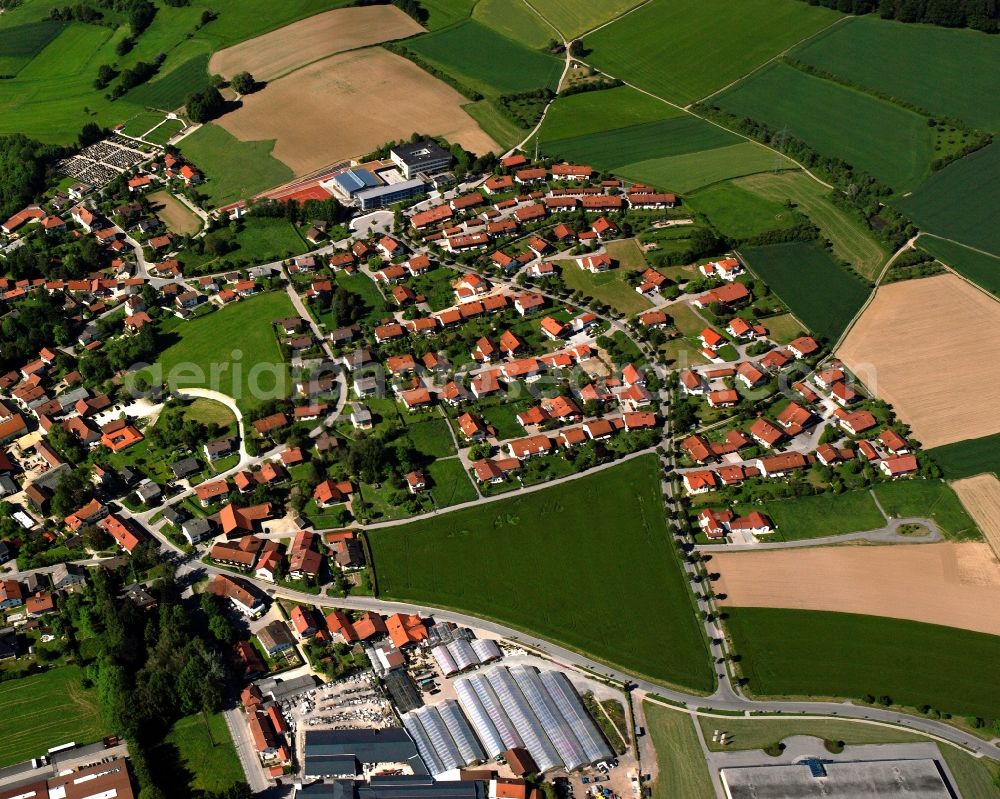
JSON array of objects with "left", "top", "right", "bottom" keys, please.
[
  {"left": 727, "top": 607, "right": 1000, "bottom": 719},
  {"left": 687, "top": 181, "right": 804, "bottom": 240},
  {"left": 918, "top": 236, "right": 1000, "bottom": 298},
  {"left": 536, "top": 85, "right": 680, "bottom": 142},
  {"left": 145, "top": 291, "right": 293, "bottom": 413},
  {"left": 369, "top": 455, "right": 714, "bottom": 690},
  {"left": 334, "top": 270, "right": 388, "bottom": 327},
  {"left": 480, "top": 403, "right": 530, "bottom": 441},
  {"left": 739, "top": 240, "right": 871, "bottom": 343},
  {"left": 178, "top": 123, "right": 293, "bottom": 208},
  {"left": 563, "top": 264, "right": 652, "bottom": 315},
  {"left": 149, "top": 711, "right": 243, "bottom": 797},
  {"left": 715, "top": 61, "right": 934, "bottom": 192},
  {"left": 736, "top": 489, "right": 885, "bottom": 541},
  {"left": 760, "top": 313, "right": 806, "bottom": 345},
  {"left": 179, "top": 217, "right": 306, "bottom": 271},
  {"left": 894, "top": 142, "right": 1000, "bottom": 259},
  {"left": 617, "top": 143, "right": 790, "bottom": 194},
  {"left": 791, "top": 15, "right": 1000, "bottom": 132},
  {"left": 873, "top": 479, "right": 980, "bottom": 541},
  {"left": 927, "top": 434, "right": 1000, "bottom": 481},
  {"left": 0, "top": 666, "right": 106, "bottom": 768},
  {"left": 645, "top": 703, "right": 715, "bottom": 799},
  {"left": 406, "top": 417, "right": 456, "bottom": 459},
  {"left": 428, "top": 458, "right": 478, "bottom": 507},
  {"left": 404, "top": 20, "right": 563, "bottom": 97},
  {"left": 697, "top": 714, "right": 923, "bottom": 752},
  {"left": 584, "top": 0, "right": 840, "bottom": 106},
  {"left": 734, "top": 171, "right": 887, "bottom": 281}
]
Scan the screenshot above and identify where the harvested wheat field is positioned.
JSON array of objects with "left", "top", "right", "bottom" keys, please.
[
  {"left": 715, "top": 542, "right": 1000, "bottom": 636},
  {"left": 216, "top": 48, "right": 498, "bottom": 175},
  {"left": 209, "top": 6, "right": 424, "bottom": 82},
  {"left": 953, "top": 474, "right": 1000, "bottom": 559},
  {"left": 837, "top": 274, "right": 1000, "bottom": 449}
]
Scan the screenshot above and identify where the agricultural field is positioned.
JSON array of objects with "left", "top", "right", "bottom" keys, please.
[
  {"left": 535, "top": 85, "right": 679, "bottom": 143},
  {"left": 140, "top": 291, "right": 293, "bottom": 413},
  {"left": 894, "top": 142, "right": 1000, "bottom": 259},
  {"left": 621, "top": 144, "right": 791, "bottom": 195},
  {"left": 686, "top": 181, "right": 805, "bottom": 241},
  {"left": 125, "top": 52, "right": 212, "bottom": 111},
  {"left": 404, "top": 20, "right": 563, "bottom": 97},
  {"left": 716, "top": 542, "right": 1000, "bottom": 637},
  {"left": 369, "top": 456, "right": 714, "bottom": 691},
  {"left": 791, "top": 15, "right": 1000, "bottom": 132},
  {"left": 837, "top": 274, "right": 1000, "bottom": 449},
  {"left": 208, "top": 5, "right": 423, "bottom": 81},
  {"left": 0, "top": 19, "right": 63, "bottom": 76},
  {"left": 644, "top": 703, "right": 715, "bottom": 799},
  {"left": 419, "top": 0, "right": 476, "bottom": 30},
  {"left": 213, "top": 47, "right": 498, "bottom": 176},
  {"left": 740, "top": 240, "right": 871, "bottom": 343},
  {"left": 148, "top": 190, "right": 202, "bottom": 236},
  {"left": 471, "top": 0, "right": 552, "bottom": 50},
  {"left": 929, "top": 435, "right": 1000, "bottom": 481},
  {"left": 918, "top": 236, "right": 1000, "bottom": 297},
  {"left": 872, "top": 479, "right": 980, "bottom": 541},
  {"left": 584, "top": 0, "right": 841, "bottom": 106},
  {"left": 529, "top": 0, "right": 647, "bottom": 39},
  {"left": 735, "top": 489, "right": 885, "bottom": 541},
  {"left": 178, "top": 124, "right": 293, "bottom": 208},
  {"left": 427, "top": 458, "right": 478, "bottom": 508},
  {"left": 714, "top": 62, "right": 935, "bottom": 192},
  {"left": 0, "top": 666, "right": 106, "bottom": 768},
  {"left": 726, "top": 607, "right": 1000, "bottom": 720},
  {"left": 734, "top": 171, "right": 887, "bottom": 280},
  {"left": 148, "top": 712, "right": 243, "bottom": 798},
  {"left": 952, "top": 475, "right": 1000, "bottom": 562}
]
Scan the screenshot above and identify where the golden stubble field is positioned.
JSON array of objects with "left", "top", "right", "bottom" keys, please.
[
  {"left": 714, "top": 542, "right": 1000, "bottom": 636},
  {"left": 215, "top": 47, "right": 499, "bottom": 175},
  {"left": 952, "top": 474, "right": 1000, "bottom": 560},
  {"left": 837, "top": 273, "right": 1000, "bottom": 449},
  {"left": 208, "top": 5, "right": 424, "bottom": 81}
]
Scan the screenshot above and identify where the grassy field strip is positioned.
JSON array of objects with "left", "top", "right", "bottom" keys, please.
[{"left": 644, "top": 702, "right": 715, "bottom": 799}]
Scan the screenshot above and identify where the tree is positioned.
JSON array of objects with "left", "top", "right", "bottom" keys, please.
[
  {"left": 231, "top": 71, "right": 255, "bottom": 95},
  {"left": 185, "top": 86, "right": 226, "bottom": 123}
]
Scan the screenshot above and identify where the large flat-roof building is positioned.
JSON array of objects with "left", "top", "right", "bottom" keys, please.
[
  {"left": 355, "top": 179, "right": 428, "bottom": 211},
  {"left": 390, "top": 141, "right": 452, "bottom": 179},
  {"left": 332, "top": 169, "right": 381, "bottom": 200},
  {"left": 720, "top": 759, "right": 954, "bottom": 799},
  {"left": 295, "top": 775, "right": 485, "bottom": 798},
  {"left": 0, "top": 757, "right": 135, "bottom": 799},
  {"left": 304, "top": 729, "right": 428, "bottom": 778}
]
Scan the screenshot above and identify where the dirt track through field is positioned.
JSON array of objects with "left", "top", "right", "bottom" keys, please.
[
  {"left": 837, "top": 274, "right": 1000, "bottom": 448},
  {"left": 208, "top": 6, "right": 424, "bottom": 81},
  {"left": 952, "top": 474, "right": 1000, "bottom": 560},
  {"left": 715, "top": 542, "right": 1000, "bottom": 636},
  {"left": 216, "top": 48, "right": 499, "bottom": 175}
]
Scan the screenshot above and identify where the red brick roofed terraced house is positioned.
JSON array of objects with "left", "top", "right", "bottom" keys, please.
[
  {"left": 880, "top": 454, "right": 919, "bottom": 478},
  {"left": 514, "top": 203, "right": 546, "bottom": 224},
  {"left": 252, "top": 412, "right": 288, "bottom": 437},
  {"left": 447, "top": 232, "right": 491, "bottom": 253},
  {"left": 581, "top": 195, "right": 623, "bottom": 211},
  {"left": 627, "top": 191, "right": 677, "bottom": 209},
  {"left": 411, "top": 204, "right": 453, "bottom": 229},
  {"left": 502, "top": 357, "right": 542, "bottom": 381},
  {"left": 514, "top": 167, "right": 546, "bottom": 184},
  {"left": 451, "top": 192, "right": 485, "bottom": 212},
  {"left": 210, "top": 536, "right": 263, "bottom": 569},
  {"left": 507, "top": 434, "right": 552, "bottom": 458},
  {"left": 501, "top": 153, "right": 528, "bottom": 168},
  {"left": 551, "top": 163, "right": 593, "bottom": 180},
  {"left": 623, "top": 412, "right": 657, "bottom": 431},
  {"left": 816, "top": 443, "right": 854, "bottom": 466},
  {"left": 749, "top": 417, "right": 785, "bottom": 449},
  {"left": 544, "top": 196, "right": 578, "bottom": 211},
  {"left": 729, "top": 511, "right": 776, "bottom": 536},
  {"left": 484, "top": 175, "right": 514, "bottom": 193}
]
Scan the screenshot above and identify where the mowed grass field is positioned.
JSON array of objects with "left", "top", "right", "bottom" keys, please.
[
  {"left": 740, "top": 240, "right": 871, "bottom": 342},
  {"left": 404, "top": 20, "right": 563, "bottom": 97},
  {"left": 369, "top": 455, "right": 714, "bottom": 691},
  {"left": 535, "top": 85, "right": 679, "bottom": 142},
  {"left": 734, "top": 171, "right": 887, "bottom": 280},
  {"left": 727, "top": 607, "right": 1000, "bottom": 719},
  {"left": 687, "top": 181, "right": 804, "bottom": 241},
  {"left": 0, "top": 19, "right": 64, "bottom": 76},
  {"left": 584, "top": 0, "right": 841, "bottom": 106},
  {"left": 894, "top": 141, "right": 1000, "bottom": 259},
  {"left": 872, "top": 479, "right": 980, "bottom": 541},
  {"left": 143, "top": 291, "right": 293, "bottom": 412},
  {"left": 645, "top": 703, "right": 715, "bottom": 799},
  {"left": 791, "top": 15, "right": 1000, "bottom": 132},
  {"left": 178, "top": 123, "right": 293, "bottom": 207},
  {"left": 918, "top": 236, "right": 1000, "bottom": 297},
  {"left": 928, "top": 434, "right": 1000, "bottom": 481},
  {"left": 471, "top": 0, "right": 552, "bottom": 50},
  {"left": 735, "top": 489, "right": 885, "bottom": 541},
  {"left": 714, "top": 62, "right": 934, "bottom": 192},
  {"left": 529, "top": 0, "right": 647, "bottom": 39},
  {"left": 149, "top": 712, "right": 243, "bottom": 797},
  {"left": 618, "top": 144, "right": 791, "bottom": 195},
  {"left": 0, "top": 667, "right": 107, "bottom": 767}
]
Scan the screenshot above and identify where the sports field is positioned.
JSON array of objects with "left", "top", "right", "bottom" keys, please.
[
  {"left": 536, "top": 85, "right": 679, "bottom": 142},
  {"left": 716, "top": 542, "right": 1000, "bottom": 636},
  {"left": 143, "top": 291, "right": 293, "bottom": 412},
  {"left": 529, "top": 0, "right": 647, "bottom": 39},
  {"left": 918, "top": 236, "right": 1000, "bottom": 297},
  {"left": 715, "top": 62, "right": 934, "bottom": 191},
  {"left": 734, "top": 489, "right": 885, "bottom": 541},
  {"left": 894, "top": 142, "right": 1000, "bottom": 259},
  {"left": 928, "top": 435, "right": 1000, "bottom": 481},
  {"left": 209, "top": 5, "right": 423, "bottom": 81},
  {"left": 584, "top": 0, "right": 840, "bottom": 106},
  {"left": 0, "top": 666, "right": 107, "bottom": 768},
  {"left": 645, "top": 703, "right": 715, "bottom": 799},
  {"left": 178, "top": 124, "right": 292, "bottom": 207},
  {"left": 404, "top": 20, "right": 563, "bottom": 97},
  {"left": 687, "top": 181, "right": 804, "bottom": 241},
  {"left": 837, "top": 274, "right": 1000, "bottom": 449},
  {"left": 149, "top": 711, "right": 243, "bottom": 797},
  {"left": 726, "top": 607, "right": 1000, "bottom": 719},
  {"left": 148, "top": 190, "right": 202, "bottom": 236},
  {"left": 369, "top": 455, "right": 714, "bottom": 691},
  {"left": 791, "top": 15, "right": 1000, "bottom": 132},
  {"left": 734, "top": 171, "right": 887, "bottom": 280},
  {"left": 215, "top": 47, "right": 498, "bottom": 175},
  {"left": 740, "top": 240, "right": 871, "bottom": 342}
]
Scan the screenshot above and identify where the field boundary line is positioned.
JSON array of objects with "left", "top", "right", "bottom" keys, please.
[
  {"left": 693, "top": 15, "right": 851, "bottom": 107},
  {"left": 578, "top": 0, "right": 654, "bottom": 40},
  {"left": 918, "top": 232, "right": 1000, "bottom": 263}
]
